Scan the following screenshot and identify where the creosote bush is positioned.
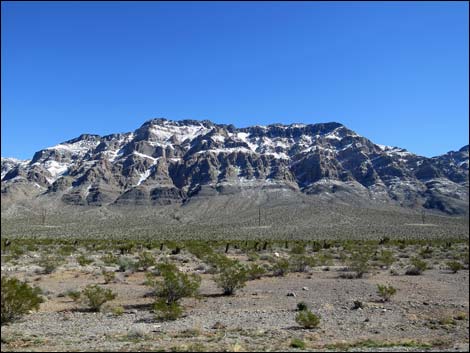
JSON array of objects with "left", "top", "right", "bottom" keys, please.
[
  {"left": 102, "top": 269, "right": 116, "bottom": 284},
  {"left": 38, "top": 254, "right": 64, "bottom": 274},
  {"left": 376, "top": 284, "right": 397, "bottom": 302},
  {"left": 152, "top": 262, "right": 200, "bottom": 321},
  {"left": 290, "top": 338, "right": 306, "bottom": 349},
  {"left": 81, "top": 284, "right": 116, "bottom": 312},
  {"left": 406, "top": 257, "right": 427, "bottom": 275},
  {"left": 214, "top": 260, "right": 248, "bottom": 295},
  {"left": 66, "top": 290, "right": 81, "bottom": 302},
  {"left": 290, "top": 255, "right": 316, "bottom": 273},
  {"left": 272, "top": 258, "right": 290, "bottom": 277},
  {"left": 446, "top": 261, "right": 463, "bottom": 273},
  {"left": 153, "top": 299, "right": 183, "bottom": 321},
  {"left": 137, "top": 251, "right": 156, "bottom": 271},
  {"left": 347, "top": 248, "right": 372, "bottom": 278},
  {"left": 77, "top": 254, "right": 93, "bottom": 266},
  {"left": 295, "top": 309, "right": 321, "bottom": 329},
  {"left": 1, "top": 276, "right": 43, "bottom": 325},
  {"left": 246, "top": 263, "right": 266, "bottom": 280}
]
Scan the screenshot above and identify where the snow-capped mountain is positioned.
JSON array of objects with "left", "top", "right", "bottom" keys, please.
[{"left": 2, "top": 118, "right": 468, "bottom": 214}]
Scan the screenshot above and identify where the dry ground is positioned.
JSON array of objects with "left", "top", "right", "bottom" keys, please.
[{"left": 1, "top": 240, "right": 469, "bottom": 352}]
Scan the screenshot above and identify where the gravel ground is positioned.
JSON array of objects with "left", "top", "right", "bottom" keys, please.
[{"left": 1, "top": 265, "right": 469, "bottom": 352}]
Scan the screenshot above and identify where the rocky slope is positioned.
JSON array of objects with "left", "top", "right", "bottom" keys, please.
[{"left": 1, "top": 118, "right": 468, "bottom": 215}]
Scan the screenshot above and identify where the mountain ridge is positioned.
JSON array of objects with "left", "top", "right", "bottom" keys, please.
[{"left": 2, "top": 118, "right": 468, "bottom": 215}]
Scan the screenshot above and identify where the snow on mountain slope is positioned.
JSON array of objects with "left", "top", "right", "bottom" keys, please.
[{"left": 1, "top": 118, "right": 468, "bottom": 214}]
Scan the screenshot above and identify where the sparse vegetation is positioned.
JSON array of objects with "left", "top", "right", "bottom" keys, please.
[
  {"left": 295, "top": 309, "right": 321, "bottom": 329},
  {"left": 1, "top": 276, "right": 43, "bottom": 325},
  {"left": 81, "top": 284, "right": 116, "bottom": 312},
  {"left": 376, "top": 284, "right": 397, "bottom": 302},
  {"left": 290, "top": 337, "right": 306, "bottom": 349},
  {"left": 406, "top": 257, "right": 427, "bottom": 275},
  {"left": 214, "top": 260, "right": 248, "bottom": 295},
  {"left": 152, "top": 262, "right": 201, "bottom": 320},
  {"left": 272, "top": 258, "right": 290, "bottom": 277},
  {"left": 446, "top": 260, "right": 463, "bottom": 273}
]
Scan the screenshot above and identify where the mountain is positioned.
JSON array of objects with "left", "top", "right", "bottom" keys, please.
[{"left": 1, "top": 118, "right": 468, "bottom": 215}]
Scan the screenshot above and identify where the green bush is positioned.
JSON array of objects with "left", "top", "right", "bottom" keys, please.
[
  {"left": 66, "top": 290, "right": 81, "bottom": 302},
  {"left": 117, "top": 256, "right": 137, "bottom": 272},
  {"left": 376, "top": 284, "right": 397, "bottom": 302},
  {"left": 77, "top": 254, "right": 93, "bottom": 266},
  {"left": 295, "top": 309, "right": 321, "bottom": 329},
  {"left": 378, "top": 250, "right": 395, "bottom": 268},
  {"left": 347, "top": 249, "right": 372, "bottom": 278},
  {"left": 214, "top": 261, "right": 248, "bottom": 295},
  {"left": 154, "top": 263, "right": 201, "bottom": 304},
  {"left": 137, "top": 251, "right": 156, "bottom": 271},
  {"left": 447, "top": 261, "right": 463, "bottom": 273},
  {"left": 101, "top": 253, "right": 118, "bottom": 266},
  {"left": 81, "top": 284, "right": 116, "bottom": 312},
  {"left": 272, "top": 258, "right": 290, "bottom": 277},
  {"left": 38, "top": 254, "right": 64, "bottom": 274},
  {"left": 1, "top": 276, "right": 43, "bottom": 324},
  {"left": 296, "top": 301, "right": 309, "bottom": 311},
  {"left": 290, "top": 338, "right": 306, "bottom": 349},
  {"left": 290, "top": 255, "right": 316, "bottom": 273},
  {"left": 102, "top": 269, "right": 116, "bottom": 284},
  {"left": 291, "top": 243, "right": 306, "bottom": 255},
  {"left": 153, "top": 299, "right": 183, "bottom": 321},
  {"left": 246, "top": 263, "right": 266, "bottom": 280},
  {"left": 406, "top": 257, "right": 427, "bottom": 275}
]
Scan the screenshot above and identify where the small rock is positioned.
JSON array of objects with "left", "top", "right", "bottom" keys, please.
[
  {"left": 287, "top": 292, "right": 296, "bottom": 297},
  {"left": 302, "top": 287, "right": 309, "bottom": 291},
  {"left": 212, "top": 321, "right": 226, "bottom": 330}
]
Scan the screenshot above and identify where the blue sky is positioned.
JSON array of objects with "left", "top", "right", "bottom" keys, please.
[{"left": 1, "top": 1, "right": 468, "bottom": 159}]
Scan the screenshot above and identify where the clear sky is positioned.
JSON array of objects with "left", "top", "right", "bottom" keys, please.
[{"left": 1, "top": 1, "right": 468, "bottom": 159}]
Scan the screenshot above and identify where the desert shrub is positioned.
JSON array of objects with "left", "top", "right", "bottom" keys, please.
[
  {"left": 214, "top": 260, "right": 248, "bottom": 295},
  {"left": 102, "top": 269, "right": 116, "bottom": 284},
  {"left": 1, "top": 276, "right": 43, "bottom": 324},
  {"left": 447, "top": 261, "right": 463, "bottom": 273},
  {"left": 153, "top": 263, "right": 201, "bottom": 304},
  {"left": 111, "top": 306, "right": 125, "bottom": 316},
  {"left": 77, "top": 254, "right": 93, "bottom": 266},
  {"left": 247, "top": 252, "right": 260, "bottom": 262},
  {"left": 101, "top": 253, "right": 118, "bottom": 266},
  {"left": 153, "top": 299, "right": 183, "bottom": 321},
  {"left": 376, "top": 284, "right": 397, "bottom": 302},
  {"left": 296, "top": 301, "right": 309, "bottom": 311},
  {"left": 316, "top": 252, "right": 334, "bottom": 266},
  {"left": 295, "top": 309, "right": 321, "bottom": 329},
  {"left": 406, "top": 257, "right": 427, "bottom": 275},
  {"left": 57, "top": 244, "right": 75, "bottom": 256},
  {"left": 419, "top": 246, "right": 434, "bottom": 259},
  {"left": 290, "top": 338, "right": 306, "bottom": 349},
  {"left": 378, "top": 250, "right": 395, "bottom": 268},
  {"left": 272, "top": 258, "right": 290, "bottom": 277},
  {"left": 81, "top": 284, "right": 116, "bottom": 312},
  {"left": 66, "top": 290, "right": 81, "bottom": 302},
  {"left": 38, "top": 254, "right": 64, "bottom": 274},
  {"left": 246, "top": 263, "right": 266, "bottom": 280},
  {"left": 137, "top": 251, "right": 156, "bottom": 271},
  {"left": 117, "top": 256, "right": 137, "bottom": 272},
  {"left": 290, "top": 255, "right": 316, "bottom": 273},
  {"left": 291, "top": 243, "right": 306, "bottom": 255},
  {"left": 347, "top": 249, "right": 372, "bottom": 278}
]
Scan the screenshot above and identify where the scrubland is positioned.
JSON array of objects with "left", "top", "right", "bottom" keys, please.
[{"left": 1, "top": 237, "right": 469, "bottom": 352}]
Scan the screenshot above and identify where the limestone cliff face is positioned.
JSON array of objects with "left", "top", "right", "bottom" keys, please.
[{"left": 2, "top": 118, "right": 468, "bottom": 214}]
